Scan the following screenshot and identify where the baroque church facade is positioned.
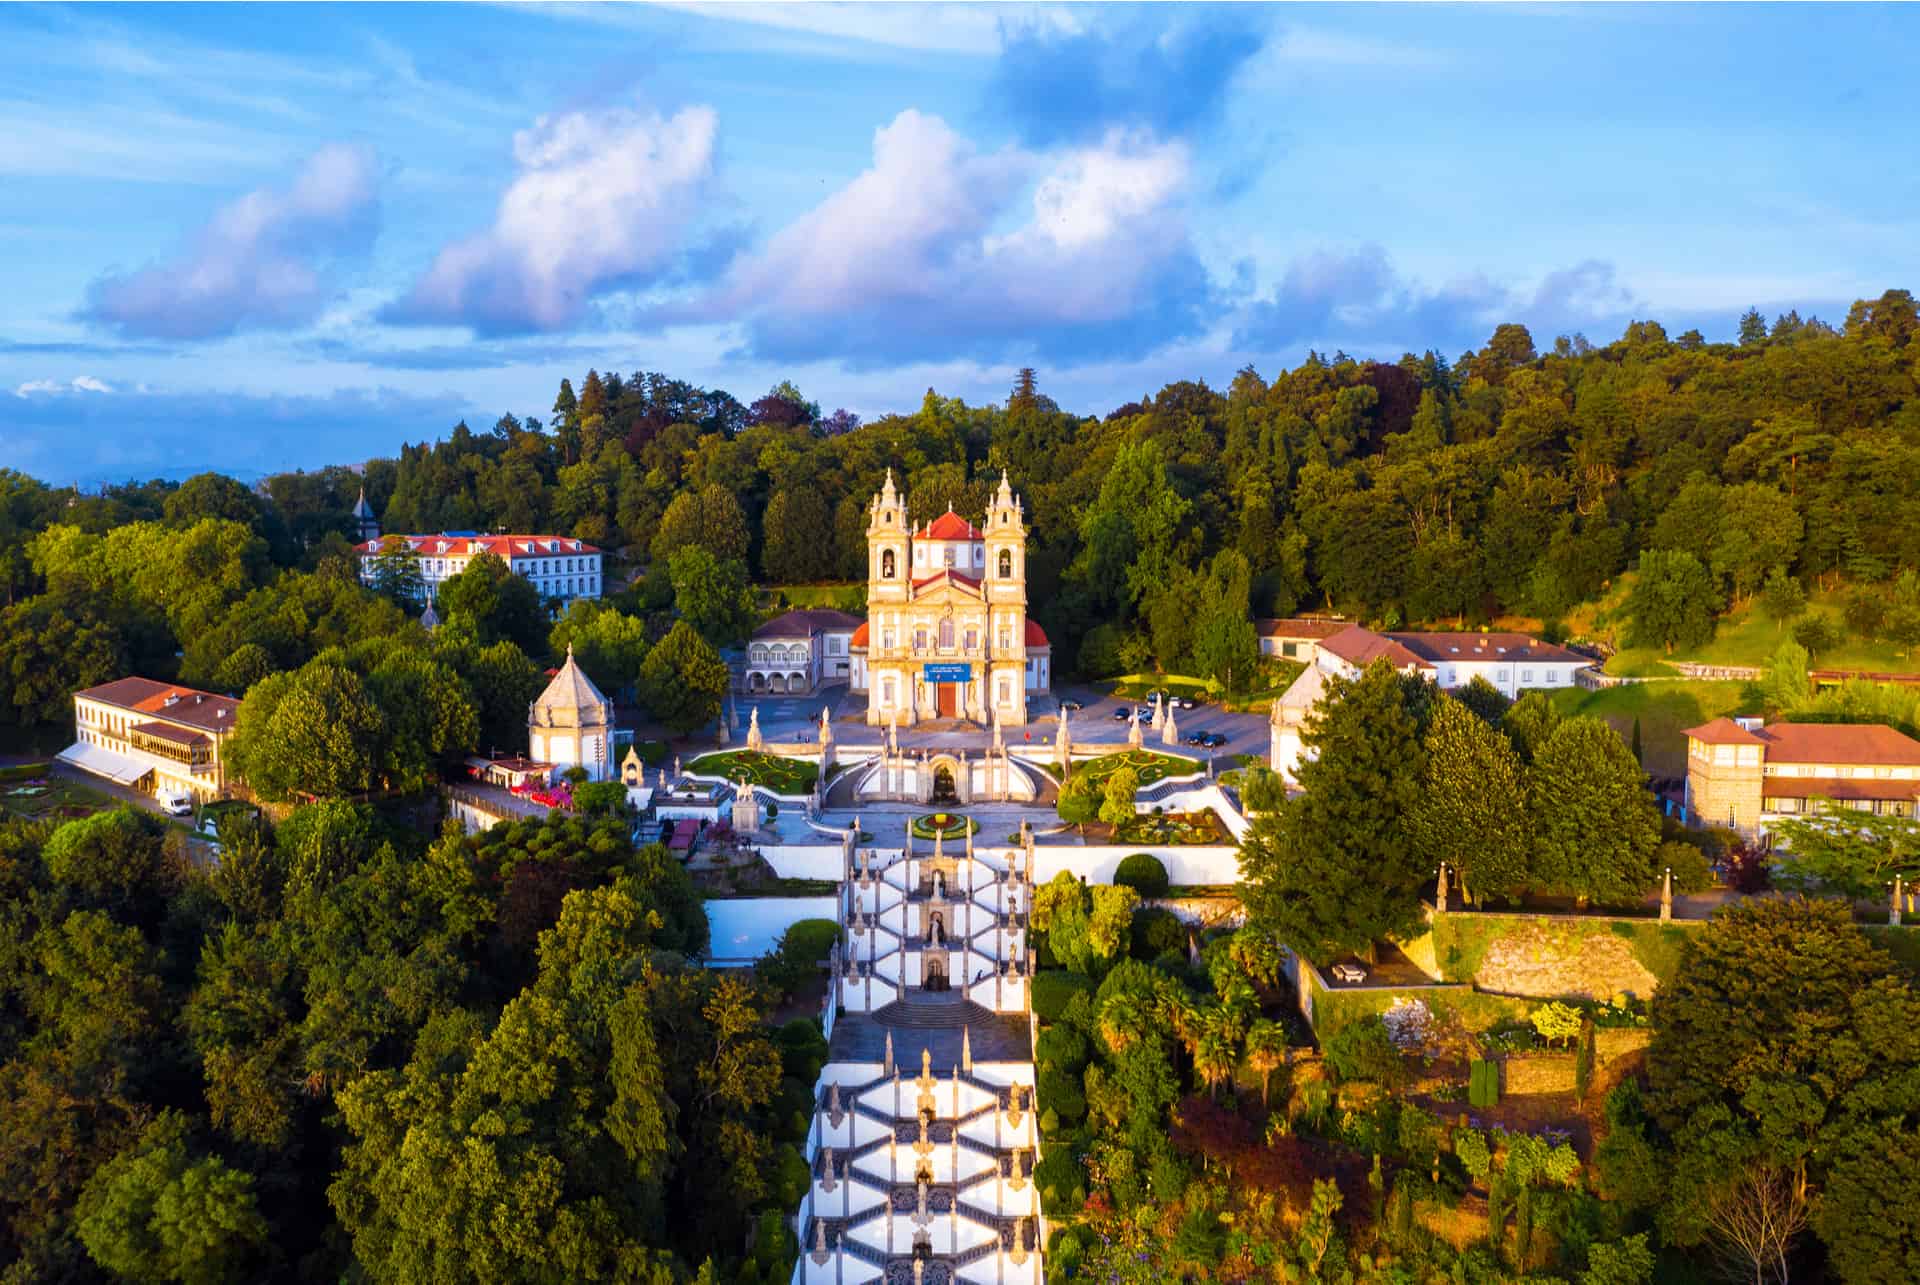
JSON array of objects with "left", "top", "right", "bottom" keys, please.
[{"left": 850, "top": 471, "right": 1050, "bottom": 728}]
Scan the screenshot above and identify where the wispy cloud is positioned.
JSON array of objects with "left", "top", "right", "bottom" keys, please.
[
  {"left": 81, "top": 145, "right": 381, "bottom": 340},
  {"left": 384, "top": 103, "right": 719, "bottom": 335}
]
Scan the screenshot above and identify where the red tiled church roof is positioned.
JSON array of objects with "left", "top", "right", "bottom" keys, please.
[{"left": 923, "top": 510, "right": 983, "bottom": 540}]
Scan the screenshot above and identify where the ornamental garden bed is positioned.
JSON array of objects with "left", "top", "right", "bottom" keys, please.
[
  {"left": 1113, "top": 809, "right": 1231, "bottom": 846},
  {"left": 0, "top": 774, "right": 118, "bottom": 823},
  {"left": 911, "top": 812, "right": 978, "bottom": 840},
  {"left": 1073, "top": 749, "right": 1197, "bottom": 788},
  {"left": 687, "top": 750, "right": 818, "bottom": 794}
]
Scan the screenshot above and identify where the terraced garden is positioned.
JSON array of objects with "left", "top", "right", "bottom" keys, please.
[
  {"left": 1114, "top": 809, "right": 1231, "bottom": 845},
  {"left": 687, "top": 750, "right": 818, "bottom": 795}
]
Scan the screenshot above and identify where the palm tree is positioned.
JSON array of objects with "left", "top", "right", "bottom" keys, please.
[
  {"left": 1194, "top": 1026, "right": 1237, "bottom": 1101},
  {"left": 1097, "top": 991, "right": 1147, "bottom": 1053},
  {"left": 1244, "top": 1020, "right": 1289, "bottom": 1107}
]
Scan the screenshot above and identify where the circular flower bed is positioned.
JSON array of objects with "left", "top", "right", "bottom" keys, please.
[{"left": 910, "top": 812, "right": 979, "bottom": 840}]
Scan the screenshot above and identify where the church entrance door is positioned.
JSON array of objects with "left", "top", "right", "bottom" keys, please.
[{"left": 937, "top": 682, "right": 957, "bottom": 718}]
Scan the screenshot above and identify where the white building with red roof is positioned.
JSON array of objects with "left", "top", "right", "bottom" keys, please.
[
  {"left": 1312, "top": 625, "right": 1589, "bottom": 696},
  {"left": 355, "top": 532, "right": 602, "bottom": 606},
  {"left": 62, "top": 677, "right": 243, "bottom": 803},
  {"left": 852, "top": 470, "right": 1050, "bottom": 726}
]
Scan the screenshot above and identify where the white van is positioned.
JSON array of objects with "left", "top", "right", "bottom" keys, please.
[{"left": 157, "top": 789, "right": 194, "bottom": 817}]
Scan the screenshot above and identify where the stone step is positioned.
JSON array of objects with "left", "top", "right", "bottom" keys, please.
[{"left": 873, "top": 993, "right": 995, "bottom": 1030}]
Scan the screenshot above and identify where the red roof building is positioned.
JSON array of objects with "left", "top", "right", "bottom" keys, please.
[
  {"left": 1682, "top": 718, "right": 1920, "bottom": 832},
  {"left": 355, "top": 533, "right": 603, "bottom": 607},
  {"left": 64, "top": 677, "right": 243, "bottom": 800}
]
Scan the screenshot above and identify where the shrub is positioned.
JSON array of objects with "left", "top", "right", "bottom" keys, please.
[
  {"left": 1030, "top": 971, "right": 1096, "bottom": 1022},
  {"left": 1657, "top": 839, "right": 1714, "bottom": 894},
  {"left": 1455, "top": 1127, "right": 1492, "bottom": 1183},
  {"left": 1036, "top": 1024, "right": 1090, "bottom": 1075},
  {"left": 1574, "top": 1017, "right": 1596, "bottom": 1103},
  {"left": 1037, "top": 1066, "right": 1086, "bottom": 1122},
  {"left": 755, "top": 918, "right": 840, "bottom": 999},
  {"left": 1468, "top": 1059, "right": 1501, "bottom": 1107},
  {"left": 1323, "top": 1017, "right": 1404, "bottom": 1086},
  {"left": 571, "top": 780, "right": 628, "bottom": 817},
  {"left": 1130, "top": 906, "right": 1186, "bottom": 960},
  {"left": 1529, "top": 1001, "right": 1582, "bottom": 1048},
  {"left": 1113, "top": 852, "right": 1170, "bottom": 898}
]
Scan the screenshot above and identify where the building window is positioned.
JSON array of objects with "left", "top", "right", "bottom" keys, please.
[
  {"left": 998, "top": 549, "right": 1012, "bottom": 578},
  {"left": 914, "top": 628, "right": 927, "bottom": 651},
  {"left": 882, "top": 630, "right": 894, "bottom": 650},
  {"left": 939, "top": 618, "right": 955, "bottom": 648},
  {"left": 882, "top": 679, "right": 895, "bottom": 706},
  {"left": 999, "top": 627, "right": 1011, "bottom": 651},
  {"left": 1522, "top": 669, "right": 1534, "bottom": 684},
  {"left": 943, "top": 547, "right": 955, "bottom": 568},
  {"left": 964, "top": 629, "right": 977, "bottom": 652},
  {"left": 882, "top": 549, "right": 896, "bottom": 578}
]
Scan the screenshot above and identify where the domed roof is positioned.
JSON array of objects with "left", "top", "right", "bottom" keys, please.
[{"left": 531, "top": 645, "right": 611, "bottom": 723}]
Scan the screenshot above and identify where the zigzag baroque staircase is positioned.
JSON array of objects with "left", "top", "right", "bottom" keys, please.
[{"left": 790, "top": 832, "right": 1046, "bottom": 1285}]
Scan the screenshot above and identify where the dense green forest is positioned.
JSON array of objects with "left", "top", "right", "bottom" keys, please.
[
  {"left": 0, "top": 799, "right": 830, "bottom": 1282},
  {"left": 5, "top": 291, "right": 1919, "bottom": 753}
]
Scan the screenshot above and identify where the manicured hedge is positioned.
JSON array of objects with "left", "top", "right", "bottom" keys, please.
[{"left": 1113, "top": 852, "right": 1170, "bottom": 898}]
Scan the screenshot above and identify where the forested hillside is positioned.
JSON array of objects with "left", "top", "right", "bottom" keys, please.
[{"left": 3, "top": 292, "right": 1918, "bottom": 745}]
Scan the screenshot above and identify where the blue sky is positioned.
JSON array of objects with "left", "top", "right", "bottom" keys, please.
[{"left": 3, "top": 2, "right": 1916, "bottom": 484}]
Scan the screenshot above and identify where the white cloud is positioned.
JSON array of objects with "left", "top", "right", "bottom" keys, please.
[
  {"left": 704, "top": 112, "right": 1210, "bottom": 365},
  {"left": 82, "top": 144, "right": 380, "bottom": 339},
  {"left": 14, "top": 375, "right": 114, "bottom": 397},
  {"left": 384, "top": 103, "right": 718, "bottom": 334}
]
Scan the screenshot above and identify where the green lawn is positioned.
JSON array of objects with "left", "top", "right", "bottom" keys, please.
[
  {"left": 1549, "top": 681, "right": 1756, "bottom": 778},
  {"left": 1073, "top": 749, "right": 1201, "bottom": 789},
  {"left": 1600, "top": 581, "right": 1920, "bottom": 676},
  {"left": 1107, "top": 672, "right": 1215, "bottom": 702},
  {"left": 687, "top": 750, "right": 819, "bottom": 794},
  {"left": 1104, "top": 662, "right": 1303, "bottom": 713}
]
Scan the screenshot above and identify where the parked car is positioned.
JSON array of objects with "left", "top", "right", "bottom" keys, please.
[
  {"left": 1200, "top": 732, "right": 1227, "bottom": 748},
  {"left": 1172, "top": 696, "right": 1197, "bottom": 709},
  {"left": 1112, "top": 706, "right": 1132, "bottom": 721},
  {"left": 1184, "top": 733, "right": 1207, "bottom": 747},
  {"left": 157, "top": 789, "right": 193, "bottom": 818}
]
